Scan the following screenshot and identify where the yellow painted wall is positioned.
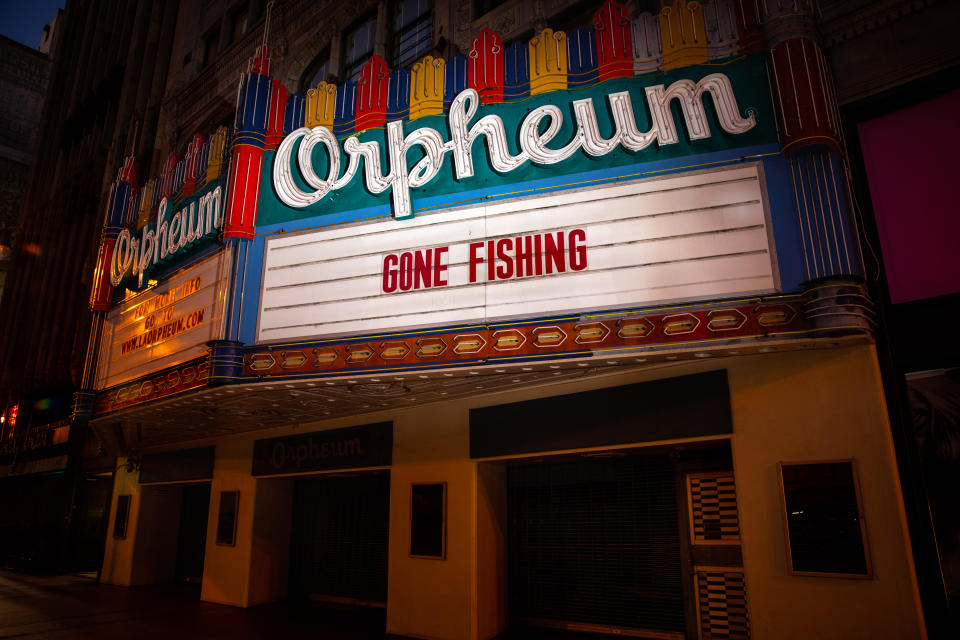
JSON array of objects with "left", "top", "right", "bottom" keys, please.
[
  {"left": 100, "top": 462, "right": 139, "bottom": 586},
  {"left": 201, "top": 438, "right": 257, "bottom": 606},
  {"left": 386, "top": 402, "right": 475, "bottom": 640},
  {"left": 100, "top": 464, "right": 185, "bottom": 587},
  {"left": 98, "top": 343, "right": 925, "bottom": 639},
  {"left": 475, "top": 462, "right": 508, "bottom": 640},
  {"left": 727, "top": 346, "right": 926, "bottom": 639}
]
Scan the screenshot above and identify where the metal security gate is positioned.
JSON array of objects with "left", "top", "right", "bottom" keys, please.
[
  {"left": 290, "top": 471, "right": 390, "bottom": 607},
  {"left": 508, "top": 453, "right": 685, "bottom": 637}
]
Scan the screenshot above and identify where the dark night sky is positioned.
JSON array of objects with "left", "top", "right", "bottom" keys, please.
[{"left": 0, "top": 0, "right": 65, "bottom": 49}]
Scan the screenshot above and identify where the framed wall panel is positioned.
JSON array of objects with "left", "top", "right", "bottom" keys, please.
[
  {"left": 216, "top": 490, "right": 239, "bottom": 546},
  {"left": 113, "top": 494, "right": 131, "bottom": 539},
  {"left": 410, "top": 482, "right": 446, "bottom": 559},
  {"left": 777, "top": 459, "right": 872, "bottom": 578}
]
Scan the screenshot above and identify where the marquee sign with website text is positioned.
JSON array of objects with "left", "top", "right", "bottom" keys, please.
[
  {"left": 95, "top": 249, "right": 232, "bottom": 389},
  {"left": 258, "top": 164, "right": 777, "bottom": 342}
]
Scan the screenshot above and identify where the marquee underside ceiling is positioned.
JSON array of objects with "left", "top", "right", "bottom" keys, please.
[{"left": 90, "top": 335, "right": 870, "bottom": 455}]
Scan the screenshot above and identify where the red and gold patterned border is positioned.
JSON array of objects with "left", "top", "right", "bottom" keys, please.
[
  {"left": 243, "top": 297, "right": 811, "bottom": 378},
  {"left": 95, "top": 358, "right": 209, "bottom": 414}
]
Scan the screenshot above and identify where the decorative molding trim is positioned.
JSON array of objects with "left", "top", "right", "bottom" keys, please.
[
  {"left": 242, "top": 287, "right": 873, "bottom": 380},
  {"left": 95, "top": 356, "right": 210, "bottom": 415},
  {"left": 819, "top": 0, "right": 941, "bottom": 47}
]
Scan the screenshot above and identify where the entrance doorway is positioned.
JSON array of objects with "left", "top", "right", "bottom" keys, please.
[
  {"left": 174, "top": 483, "right": 211, "bottom": 584},
  {"left": 289, "top": 470, "right": 390, "bottom": 607},
  {"left": 69, "top": 473, "right": 113, "bottom": 573},
  {"left": 507, "top": 452, "right": 685, "bottom": 637}
]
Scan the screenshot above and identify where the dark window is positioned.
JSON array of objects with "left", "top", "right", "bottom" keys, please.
[
  {"left": 410, "top": 482, "right": 446, "bottom": 558},
  {"left": 778, "top": 460, "right": 872, "bottom": 577},
  {"left": 344, "top": 15, "right": 378, "bottom": 82},
  {"left": 474, "top": 0, "right": 508, "bottom": 20},
  {"left": 202, "top": 27, "right": 221, "bottom": 67},
  {"left": 230, "top": 6, "right": 249, "bottom": 45},
  {"left": 552, "top": 0, "right": 603, "bottom": 32},
  {"left": 302, "top": 50, "right": 331, "bottom": 93},
  {"left": 392, "top": 0, "right": 432, "bottom": 68}
]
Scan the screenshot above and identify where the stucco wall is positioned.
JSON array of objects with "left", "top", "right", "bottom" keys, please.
[
  {"left": 201, "top": 438, "right": 257, "bottom": 605},
  {"left": 99, "top": 463, "right": 140, "bottom": 586},
  {"left": 386, "top": 403, "right": 475, "bottom": 640},
  {"left": 729, "top": 346, "right": 925, "bottom": 639},
  {"left": 99, "top": 343, "right": 925, "bottom": 639}
]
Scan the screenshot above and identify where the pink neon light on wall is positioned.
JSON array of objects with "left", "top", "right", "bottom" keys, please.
[{"left": 859, "top": 88, "right": 960, "bottom": 304}]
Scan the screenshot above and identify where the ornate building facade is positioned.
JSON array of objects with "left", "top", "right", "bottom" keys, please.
[{"left": 1, "top": 0, "right": 956, "bottom": 637}]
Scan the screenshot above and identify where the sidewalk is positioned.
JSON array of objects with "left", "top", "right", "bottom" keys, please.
[
  {"left": 0, "top": 571, "right": 389, "bottom": 639},
  {"left": 0, "top": 571, "right": 617, "bottom": 639}
]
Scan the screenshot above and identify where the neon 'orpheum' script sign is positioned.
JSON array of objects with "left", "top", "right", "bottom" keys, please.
[
  {"left": 110, "top": 185, "right": 223, "bottom": 288},
  {"left": 273, "top": 74, "right": 756, "bottom": 220}
]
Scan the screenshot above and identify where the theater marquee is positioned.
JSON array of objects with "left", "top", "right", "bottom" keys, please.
[
  {"left": 95, "top": 249, "right": 233, "bottom": 390},
  {"left": 257, "top": 163, "right": 777, "bottom": 342}
]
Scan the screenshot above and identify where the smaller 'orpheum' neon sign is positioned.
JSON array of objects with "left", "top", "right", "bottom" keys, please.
[
  {"left": 110, "top": 185, "right": 223, "bottom": 288},
  {"left": 274, "top": 74, "right": 756, "bottom": 220}
]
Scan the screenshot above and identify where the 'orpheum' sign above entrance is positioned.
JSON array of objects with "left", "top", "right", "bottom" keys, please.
[
  {"left": 275, "top": 77, "right": 755, "bottom": 220},
  {"left": 260, "top": 56, "right": 775, "bottom": 226}
]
